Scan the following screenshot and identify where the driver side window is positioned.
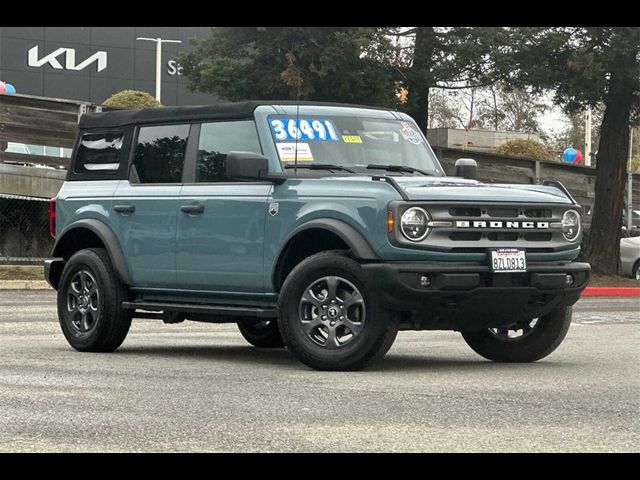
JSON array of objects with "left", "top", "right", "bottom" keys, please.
[{"left": 197, "top": 121, "right": 262, "bottom": 183}]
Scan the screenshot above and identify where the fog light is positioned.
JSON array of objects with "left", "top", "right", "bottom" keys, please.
[
  {"left": 566, "top": 275, "right": 574, "bottom": 286},
  {"left": 420, "top": 275, "right": 432, "bottom": 288}
]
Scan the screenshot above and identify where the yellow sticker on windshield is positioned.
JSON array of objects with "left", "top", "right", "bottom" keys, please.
[{"left": 342, "top": 135, "right": 363, "bottom": 144}]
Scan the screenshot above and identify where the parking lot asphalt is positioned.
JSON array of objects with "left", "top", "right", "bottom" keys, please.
[{"left": 0, "top": 290, "right": 638, "bottom": 452}]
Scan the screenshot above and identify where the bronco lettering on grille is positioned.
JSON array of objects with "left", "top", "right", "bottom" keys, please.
[{"left": 455, "top": 221, "right": 550, "bottom": 229}]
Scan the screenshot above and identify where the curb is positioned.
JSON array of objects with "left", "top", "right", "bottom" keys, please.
[
  {"left": 583, "top": 287, "right": 640, "bottom": 297},
  {"left": 0, "top": 280, "right": 52, "bottom": 290}
]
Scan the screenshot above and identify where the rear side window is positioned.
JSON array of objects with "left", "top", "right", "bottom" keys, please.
[
  {"left": 197, "top": 121, "right": 262, "bottom": 183},
  {"left": 131, "top": 125, "right": 190, "bottom": 184},
  {"left": 74, "top": 132, "right": 124, "bottom": 174}
]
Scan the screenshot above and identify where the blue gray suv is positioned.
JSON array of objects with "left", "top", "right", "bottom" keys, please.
[{"left": 45, "top": 101, "right": 591, "bottom": 371}]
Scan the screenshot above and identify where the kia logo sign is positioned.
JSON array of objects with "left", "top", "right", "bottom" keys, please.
[{"left": 28, "top": 46, "right": 108, "bottom": 73}]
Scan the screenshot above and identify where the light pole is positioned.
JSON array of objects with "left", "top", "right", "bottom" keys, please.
[
  {"left": 136, "top": 37, "right": 182, "bottom": 103},
  {"left": 584, "top": 106, "right": 592, "bottom": 167}
]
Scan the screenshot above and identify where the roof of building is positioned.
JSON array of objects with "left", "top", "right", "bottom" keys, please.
[{"left": 79, "top": 101, "right": 395, "bottom": 129}]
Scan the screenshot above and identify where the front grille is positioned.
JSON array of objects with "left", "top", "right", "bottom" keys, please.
[
  {"left": 487, "top": 208, "right": 519, "bottom": 218},
  {"left": 393, "top": 202, "right": 577, "bottom": 252},
  {"left": 524, "top": 233, "right": 553, "bottom": 242},
  {"left": 449, "top": 207, "right": 481, "bottom": 217},
  {"left": 450, "top": 232, "right": 482, "bottom": 241},
  {"left": 524, "top": 208, "right": 553, "bottom": 218},
  {"left": 487, "top": 232, "right": 519, "bottom": 241}
]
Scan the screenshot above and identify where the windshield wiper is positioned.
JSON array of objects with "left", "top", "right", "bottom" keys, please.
[
  {"left": 366, "top": 164, "right": 434, "bottom": 176},
  {"left": 285, "top": 164, "right": 356, "bottom": 173}
]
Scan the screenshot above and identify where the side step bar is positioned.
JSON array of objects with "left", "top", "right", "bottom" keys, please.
[{"left": 122, "top": 301, "right": 279, "bottom": 319}]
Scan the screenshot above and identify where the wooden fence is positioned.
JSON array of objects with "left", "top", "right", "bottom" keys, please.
[
  {"left": 0, "top": 93, "right": 107, "bottom": 168},
  {"left": 435, "top": 147, "right": 640, "bottom": 227}
]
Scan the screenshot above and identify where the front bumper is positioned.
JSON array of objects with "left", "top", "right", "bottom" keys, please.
[{"left": 362, "top": 261, "right": 590, "bottom": 331}]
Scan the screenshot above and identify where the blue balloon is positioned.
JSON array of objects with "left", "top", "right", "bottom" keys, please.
[
  {"left": 563, "top": 148, "right": 578, "bottom": 163},
  {"left": 5, "top": 83, "right": 16, "bottom": 94}
]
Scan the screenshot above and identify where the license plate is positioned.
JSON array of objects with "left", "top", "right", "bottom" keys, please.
[{"left": 491, "top": 249, "right": 527, "bottom": 273}]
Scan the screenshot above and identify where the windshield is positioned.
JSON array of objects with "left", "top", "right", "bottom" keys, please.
[{"left": 268, "top": 115, "right": 444, "bottom": 176}]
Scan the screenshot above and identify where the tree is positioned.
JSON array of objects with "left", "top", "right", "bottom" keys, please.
[
  {"left": 428, "top": 89, "right": 470, "bottom": 129},
  {"left": 505, "top": 27, "right": 640, "bottom": 274},
  {"left": 394, "top": 27, "right": 509, "bottom": 132},
  {"left": 178, "top": 27, "right": 399, "bottom": 107},
  {"left": 103, "top": 90, "right": 161, "bottom": 109},
  {"left": 427, "top": 85, "right": 548, "bottom": 134},
  {"left": 425, "top": 88, "right": 487, "bottom": 130},
  {"left": 481, "top": 86, "right": 548, "bottom": 133},
  {"left": 551, "top": 107, "right": 605, "bottom": 160}
]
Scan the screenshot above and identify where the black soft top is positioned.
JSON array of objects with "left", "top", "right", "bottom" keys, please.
[{"left": 79, "top": 100, "right": 395, "bottom": 130}]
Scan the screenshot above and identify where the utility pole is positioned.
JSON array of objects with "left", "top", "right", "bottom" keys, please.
[
  {"left": 626, "top": 127, "right": 634, "bottom": 231},
  {"left": 136, "top": 37, "right": 182, "bottom": 103},
  {"left": 584, "top": 106, "right": 592, "bottom": 167}
]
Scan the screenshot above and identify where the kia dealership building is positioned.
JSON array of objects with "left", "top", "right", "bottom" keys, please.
[{"left": 0, "top": 27, "right": 217, "bottom": 105}]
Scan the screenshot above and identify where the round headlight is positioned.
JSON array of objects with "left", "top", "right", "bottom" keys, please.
[
  {"left": 401, "top": 208, "right": 430, "bottom": 242},
  {"left": 562, "top": 210, "right": 581, "bottom": 242}
]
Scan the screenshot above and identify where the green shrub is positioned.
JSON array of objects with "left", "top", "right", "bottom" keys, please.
[
  {"left": 103, "top": 90, "right": 161, "bottom": 109},
  {"left": 630, "top": 155, "right": 640, "bottom": 173},
  {"left": 495, "top": 139, "right": 555, "bottom": 162}
]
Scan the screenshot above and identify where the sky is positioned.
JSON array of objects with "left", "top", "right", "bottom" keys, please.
[{"left": 539, "top": 103, "right": 569, "bottom": 138}]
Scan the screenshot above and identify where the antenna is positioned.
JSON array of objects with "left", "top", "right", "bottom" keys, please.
[{"left": 294, "top": 95, "right": 301, "bottom": 175}]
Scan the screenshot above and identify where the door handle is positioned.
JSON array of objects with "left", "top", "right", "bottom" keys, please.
[
  {"left": 114, "top": 204, "right": 136, "bottom": 214},
  {"left": 181, "top": 204, "right": 205, "bottom": 215}
]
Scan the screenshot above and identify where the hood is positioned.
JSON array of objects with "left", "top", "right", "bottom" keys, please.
[{"left": 391, "top": 177, "right": 573, "bottom": 204}]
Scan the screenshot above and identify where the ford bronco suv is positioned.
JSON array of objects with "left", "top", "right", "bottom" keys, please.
[{"left": 45, "top": 101, "right": 590, "bottom": 371}]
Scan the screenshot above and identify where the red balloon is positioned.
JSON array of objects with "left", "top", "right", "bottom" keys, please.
[
  {"left": 0, "top": 81, "right": 6, "bottom": 94},
  {"left": 575, "top": 150, "right": 583, "bottom": 164}
]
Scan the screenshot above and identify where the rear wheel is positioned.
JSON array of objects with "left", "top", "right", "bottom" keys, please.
[
  {"left": 461, "top": 306, "right": 572, "bottom": 363},
  {"left": 57, "top": 248, "right": 132, "bottom": 353},
  {"left": 278, "top": 251, "right": 399, "bottom": 371},
  {"left": 237, "top": 318, "right": 285, "bottom": 348},
  {"left": 633, "top": 260, "right": 640, "bottom": 281}
]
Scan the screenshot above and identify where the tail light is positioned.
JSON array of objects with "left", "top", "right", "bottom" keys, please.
[{"left": 48, "top": 197, "right": 56, "bottom": 239}]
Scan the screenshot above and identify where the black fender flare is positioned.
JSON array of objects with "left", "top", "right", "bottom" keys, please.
[
  {"left": 52, "top": 219, "right": 134, "bottom": 286},
  {"left": 272, "top": 218, "right": 378, "bottom": 288}
]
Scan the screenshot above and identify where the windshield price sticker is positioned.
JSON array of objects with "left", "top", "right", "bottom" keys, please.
[
  {"left": 270, "top": 118, "right": 340, "bottom": 142},
  {"left": 491, "top": 249, "right": 527, "bottom": 273},
  {"left": 276, "top": 143, "right": 314, "bottom": 162}
]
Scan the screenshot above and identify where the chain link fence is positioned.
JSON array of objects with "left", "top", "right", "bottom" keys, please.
[{"left": 0, "top": 193, "right": 52, "bottom": 265}]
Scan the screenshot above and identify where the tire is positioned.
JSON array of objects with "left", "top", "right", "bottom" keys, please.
[
  {"left": 278, "top": 251, "right": 399, "bottom": 371},
  {"left": 633, "top": 260, "right": 640, "bottom": 281},
  {"left": 57, "top": 248, "right": 132, "bottom": 353},
  {"left": 461, "top": 306, "right": 573, "bottom": 363},
  {"left": 237, "top": 318, "right": 285, "bottom": 348}
]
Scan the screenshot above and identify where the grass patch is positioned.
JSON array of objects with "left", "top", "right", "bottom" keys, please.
[{"left": 0, "top": 266, "right": 44, "bottom": 281}]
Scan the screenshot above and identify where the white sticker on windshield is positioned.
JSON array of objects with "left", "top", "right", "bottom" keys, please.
[
  {"left": 276, "top": 143, "right": 314, "bottom": 163},
  {"left": 400, "top": 122, "right": 423, "bottom": 145}
]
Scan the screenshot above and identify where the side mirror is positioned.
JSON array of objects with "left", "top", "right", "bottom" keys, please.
[
  {"left": 455, "top": 158, "right": 478, "bottom": 180},
  {"left": 226, "top": 151, "right": 270, "bottom": 182}
]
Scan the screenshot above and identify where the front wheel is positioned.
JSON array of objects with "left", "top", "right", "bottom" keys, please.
[
  {"left": 278, "top": 251, "right": 399, "bottom": 371},
  {"left": 461, "top": 306, "right": 572, "bottom": 363}
]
